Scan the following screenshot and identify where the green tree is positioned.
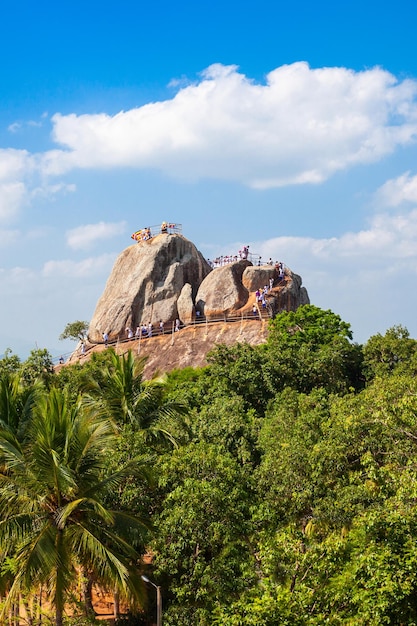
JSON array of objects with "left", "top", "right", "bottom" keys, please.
[
  {"left": 206, "top": 342, "right": 274, "bottom": 413},
  {"left": 154, "top": 442, "right": 255, "bottom": 625},
  {"left": 92, "top": 349, "right": 185, "bottom": 449},
  {"left": 59, "top": 320, "right": 89, "bottom": 343},
  {"left": 0, "top": 348, "right": 21, "bottom": 377},
  {"left": 0, "top": 370, "right": 38, "bottom": 439},
  {"left": 0, "top": 387, "right": 149, "bottom": 625},
  {"left": 265, "top": 305, "right": 363, "bottom": 394},
  {"left": 363, "top": 324, "right": 417, "bottom": 381},
  {"left": 20, "top": 348, "right": 55, "bottom": 388}
]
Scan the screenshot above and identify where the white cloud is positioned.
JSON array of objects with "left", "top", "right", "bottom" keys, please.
[
  {"left": 42, "top": 253, "right": 117, "bottom": 278},
  {"left": 7, "top": 122, "right": 22, "bottom": 133},
  {"left": 0, "top": 148, "right": 78, "bottom": 222},
  {"left": 65, "top": 221, "right": 126, "bottom": 250},
  {"left": 255, "top": 208, "right": 417, "bottom": 265},
  {"left": 38, "top": 62, "right": 417, "bottom": 188},
  {"left": 0, "top": 182, "right": 28, "bottom": 221},
  {"left": 0, "top": 149, "right": 32, "bottom": 182},
  {"left": 0, "top": 266, "right": 36, "bottom": 290},
  {"left": 3, "top": 62, "right": 417, "bottom": 225},
  {"left": 31, "top": 182, "right": 76, "bottom": 199},
  {"left": 374, "top": 171, "right": 417, "bottom": 207}
]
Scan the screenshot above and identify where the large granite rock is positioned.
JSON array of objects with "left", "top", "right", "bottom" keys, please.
[
  {"left": 195, "top": 260, "right": 251, "bottom": 319},
  {"left": 85, "top": 232, "right": 311, "bottom": 350},
  {"left": 88, "top": 233, "right": 211, "bottom": 343}
]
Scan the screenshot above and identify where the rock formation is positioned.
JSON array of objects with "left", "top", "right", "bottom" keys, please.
[
  {"left": 86, "top": 232, "right": 310, "bottom": 348},
  {"left": 88, "top": 233, "right": 211, "bottom": 343}
]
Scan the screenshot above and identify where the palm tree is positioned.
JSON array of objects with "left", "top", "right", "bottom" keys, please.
[
  {"left": 0, "top": 370, "right": 38, "bottom": 439},
  {"left": 0, "top": 386, "right": 149, "bottom": 626},
  {"left": 92, "top": 349, "right": 185, "bottom": 446}
]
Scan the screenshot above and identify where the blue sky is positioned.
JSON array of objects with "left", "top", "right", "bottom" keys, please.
[{"left": 2, "top": 0, "right": 417, "bottom": 358}]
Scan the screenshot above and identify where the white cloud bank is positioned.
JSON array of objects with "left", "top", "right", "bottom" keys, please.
[
  {"left": 41, "top": 62, "right": 417, "bottom": 188},
  {"left": 66, "top": 221, "right": 126, "bottom": 250},
  {"left": 2, "top": 62, "right": 417, "bottom": 221},
  {"left": 374, "top": 171, "right": 417, "bottom": 207},
  {"left": 42, "top": 253, "right": 117, "bottom": 278},
  {"left": 257, "top": 209, "right": 417, "bottom": 265},
  {"left": 246, "top": 205, "right": 417, "bottom": 341}
]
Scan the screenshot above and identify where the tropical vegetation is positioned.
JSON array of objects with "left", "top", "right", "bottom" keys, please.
[{"left": 1, "top": 306, "right": 417, "bottom": 625}]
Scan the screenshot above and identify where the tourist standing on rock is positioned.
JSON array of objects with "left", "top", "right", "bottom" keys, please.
[
  {"left": 148, "top": 322, "right": 153, "bottom": 337},
  {"left": 135, "top": 326, "right": 141, "bottom": 338},
  {"left": 161, "top": 221, "right": 168, "bottom": 234},
  {"left": 159, "top": 320, "right": 164, "bottom": 334},
  {"left": 103, "top": 332, "right": 108, "bottom": 347},
  {"left": 175, "top": 318, "right": 180, "bottom": 332}
]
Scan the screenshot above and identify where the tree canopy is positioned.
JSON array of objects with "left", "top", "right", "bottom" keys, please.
[
  {"left": 1, "top": 307, "right": 417, "bottom": 624},
  {"left": 59, "top": 320, "right": 89, "bottom": 342}
]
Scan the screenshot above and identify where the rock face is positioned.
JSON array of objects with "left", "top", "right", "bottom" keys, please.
[
  {"left": 266, "top": 270, "right": 310, "bottom": 316},
  {"left": 88, "top": 233, "right": 211, "bottom": 343},
  {"left": 195, "top": 260, "right": 251, "bottom": 319},
  {"left": 87, "top": 232, "right": 310, "bottom": 346},
  {"left": 242, "top": 266, "right": 276, "bottom": 292},
  {"left": 177, "top": 283, "right": 195, "bottom": 324}
]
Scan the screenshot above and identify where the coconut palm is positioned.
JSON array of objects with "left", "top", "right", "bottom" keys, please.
[
  {"left": 0, "top": 386, "right": 149, "bottom": 626},
  {"left": 92, "top": 349, "right": 186, "bottom": 446},
  {"left": 0, "top": 370, "right": 38, "bottom": 438}
]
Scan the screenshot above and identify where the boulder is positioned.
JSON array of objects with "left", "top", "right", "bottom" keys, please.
[
  {"left": 88, "top": 233, "right": 211, "bottom": 343},
  {"left": 177, "top": 283, "right": 195, "bottom": 324},
  {"left": 195, "top": 260, "right": 251, "bottom": 319},
  {"left": 242, "top": 266, "right": 276, "bottom": 291},
  {"left": 266, "top": 270, "right": 310, "bottom": 316}
]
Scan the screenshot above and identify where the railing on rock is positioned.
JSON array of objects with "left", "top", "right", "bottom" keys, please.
[
  {"left": 131, "top": 223, "right": 182, "bottom": 241},
  {"left": 55, "top": 266, "right": 289, "bottom": 365}
]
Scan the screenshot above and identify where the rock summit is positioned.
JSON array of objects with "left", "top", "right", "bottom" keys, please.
[{"left": 87, "top": 232, "right": 309, "bottom": 345}]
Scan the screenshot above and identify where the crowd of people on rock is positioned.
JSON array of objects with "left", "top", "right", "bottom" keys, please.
[
  {"left": 207, "top": 245, "right": 252, "bottom": 267},
  {"left": 120, "top": 318, "right": 182, "bottom": 342},
  {"left": 131, "top": 227, "right": 152, "bottom": 242},
  {"left": 255, "top": 281, "right": 274, "bottom": 311},
  {"left": 131, "top": 222, "right": 178, "bottom": 242},
  {"left": 206, "top": 244, "right": 287, "bottom": 272}
]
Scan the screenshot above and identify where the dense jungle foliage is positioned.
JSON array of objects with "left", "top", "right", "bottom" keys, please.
[{"left": 1, "top": 305, "right": 417, "bottom": 625}]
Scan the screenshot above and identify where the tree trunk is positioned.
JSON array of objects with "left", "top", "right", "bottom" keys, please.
[
  {"left": 113, "top": 589, "right": 120, "bottom": 619},
  {"left": 56, "top": 604, "right": 63, "bottom": 626},
  {"left": 82, "top": 573, "right": 96, "bottom": 619}
]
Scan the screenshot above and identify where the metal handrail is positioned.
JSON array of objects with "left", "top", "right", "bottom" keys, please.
[
  {"left": 55, "top": 269, "right": 289, "bottom": 364},
  {"left": 131, "top": 223, "right": 182, "bottom": 241}
]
